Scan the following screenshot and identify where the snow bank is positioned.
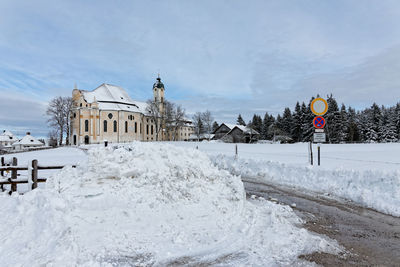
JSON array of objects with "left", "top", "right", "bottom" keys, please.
[
  {"left": 213, "top": 155, "right": 400, "bottom": 217},
  {"left": 0, "top": 143, "right": 338, "bottom": 265}
]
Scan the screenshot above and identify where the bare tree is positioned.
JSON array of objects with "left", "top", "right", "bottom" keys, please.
[
  {"left": 46, "top": 96, "right": 72, "bottom": 146},
  {"left": 164, "top": 101, "right": 175, "bottom": 140},
  {"left": 201, "top": 110, "right": 213, "bottom": 140},
  {"left": 172, "top": 105, "right": 186, "bottom": 141},
  {"left": 48, "top": 130, "right": 59, "bottom": 147},
  {"left": 192, "top": 112, "right": 204, "bottom": 141},
  {"left": 146, "top": 99, "right": 172, "bottom": 141},
  {"left": 63, "top": 97, "right": 73, "bottom": 145}
]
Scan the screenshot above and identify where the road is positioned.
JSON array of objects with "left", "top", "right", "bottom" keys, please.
[{"left": 243, "top": 178, "right": 400, "bottom": 266}]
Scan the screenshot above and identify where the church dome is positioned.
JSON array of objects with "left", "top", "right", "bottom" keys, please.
[{"left": 153, "top": 76, "right": 164, "bottom": 89}]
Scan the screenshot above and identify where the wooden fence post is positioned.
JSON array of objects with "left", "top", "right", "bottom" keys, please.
[
  {"left": 32, "top": 160, "right": 38, "bottom": 190},
  {"left": 235, "top": 144, "right": 238, "bottom": 158},
  {"left": 0, "top": 157, "right": 4, "bottom": 177},
  {"left": 0, "top": 157, "right": 4, "bottom": 191},
  {"left": 11, "top": 157, "right": 17, "bottom": 192}
]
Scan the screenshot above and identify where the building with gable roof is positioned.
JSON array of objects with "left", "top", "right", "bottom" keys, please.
[
  {"left": 0, "top": 130, "right": 17, "bottom": 150},
  {"left": 12, "top": 132, "right": 45, "bottom": 151},
  {"left": 212, "top": 123, "right": 259, "bottom": 143},
  {"left": 70, "top": 76, "right": 194, "bottom": 145}
]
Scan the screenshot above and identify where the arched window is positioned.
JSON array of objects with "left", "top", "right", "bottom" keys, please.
[
  {"left": 135, "top": 122, "right": 137, "bottom": 133},
  {"left": 146, "top": 125, "right": 149, "bottom": 135},
  {"left": 113, "top": 120, "right": 117, "bottom": 132},
  {"left": 85, "top": 120, "right": 89, "bottom": 132},
  {"left": 125, "top": 121, "right": 128, "bottom": 133},
  {"left": 140, "top": 123, "right": 142, "bottom": 134},
  {"left": 151, "top": 125, "right": 153, "bottom": 135},
  {"left": 104, "top": 120, "right": 107, "bottom": 132}
]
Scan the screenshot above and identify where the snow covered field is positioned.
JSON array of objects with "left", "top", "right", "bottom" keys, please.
[
  {"left": 0, "top": 144, "right": 339, "bottom": 266},
  {"left": 172, "top": 142, "right": 400, "bottom": 216}
]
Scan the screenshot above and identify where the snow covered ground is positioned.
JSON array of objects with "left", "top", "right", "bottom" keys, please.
[
  {"left": 172, "top": 142, "right": 400, "bottom": 217},
  {"left": 0, "top": 143, "right": 339, "bottom": 266}
]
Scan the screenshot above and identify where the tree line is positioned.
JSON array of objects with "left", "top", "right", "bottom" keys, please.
[{"left": 237, "top": 95, "right": 400, "bottom": 143}]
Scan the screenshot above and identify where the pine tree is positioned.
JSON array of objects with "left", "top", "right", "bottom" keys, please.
[
  {"left": 237, "top": 114, "right": 246, "bottom": 126},
  {"left": 281, "top": 107, "right": 293, "bottom": 137},
  {"left": 302, "top": 99, "right": 314, "bottom": 142},
  {"left": 365, "top": 103, "right": 382, "bottom": 142},
  {"left": 212, "top": 121, "right": 219, "bottom": 132},
  {"left": 338, "top": 103, "right": 349, "bottom": 143},
  {"left": 326, "top": 94, "right": 341, "bottom": 143},
  {"left": 251, "top": 114, "right": 263, "bottom": 134},
  {"left": 380, "top": 107, "right": 398, "bottom": 142},
  {"left": 347, "top": 107, "right": 360, "bottom": 142},
  {"left": 292, "top": 102, "right": 303, "bottom": 142},
  {"left": 262, "top": 112, "right": 273, "bottom": 140}
]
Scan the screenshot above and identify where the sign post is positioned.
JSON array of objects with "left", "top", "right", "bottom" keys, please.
[{"left": 310, "top": 97, "right": 328, "bottom": 166}]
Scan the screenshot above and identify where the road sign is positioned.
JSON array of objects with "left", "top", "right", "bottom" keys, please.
[
  {"left": 313, "top": 133, "right": 326, "bottom": 143},
  {"left": 313, "top": 116, "right": 326, "bottom": 128},
  {"left": 314, "top": 128, "right": 324, "bottom": 133},
  {"left": 311, "top": 98, "right": 328, "bottom": 116}
]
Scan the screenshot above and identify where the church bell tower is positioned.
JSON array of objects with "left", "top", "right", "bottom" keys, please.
[{"left": 153, "top": 74, "right": 165, "bottom": 114}]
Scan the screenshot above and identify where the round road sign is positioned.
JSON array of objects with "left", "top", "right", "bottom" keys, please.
[
  {"left": 313, "top": 116, "right": 326, "bottom": 128},
  {"left": 311, "top": 98, "right": 328, "bottom": 116}
]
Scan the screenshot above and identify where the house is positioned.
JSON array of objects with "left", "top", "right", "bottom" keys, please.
[
  {"left": 212, "top": 123, "right": 237, "bottom": 140},
  {"left": 70, "top": 76, "right": 194, "bottom": 145},
  {"left": 12, "top": 132, "right": 45, "bottom": 151},
  {"left": 221, "top": 125, "right": 260, "bottom": 143},
  {"left": 214, "top": 124, "right": 260, "bottom": 143},
  {"left": 0, "top": 130, "right": 17, "bottom": 151}
]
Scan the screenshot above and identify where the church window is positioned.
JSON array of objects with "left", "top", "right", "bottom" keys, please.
[
  {"left": 125, "top": 121, "right": 128, "bottom": 133},
  {"left": 113, "top": 120, "right": 117, "bottom": 132},
  {"left": 146, "top": 125, "right": 149, "bottom": 135},
  {"left": 135, "top": 122, "right": 137, "bottom": 133},
  {"left": 104, "top": 120, "right": 107, "bottom": 132},
  {"left": 140, "top": 123, "right": 142, "bottom": 134},
  {"left": 85, "top": 120, "right": 89, "bottom": 132},
  {"left": 80, "top": 103, "right": 82, "bottom": 107},
  {"left": 151, "top": 125, "right": 153, "bottom": 135},
  {"left": 73, "top": 113, "right": 76, "bottom": 118},
  {"left": 108, "top": 113, "right": 113, "bottom": 119}
]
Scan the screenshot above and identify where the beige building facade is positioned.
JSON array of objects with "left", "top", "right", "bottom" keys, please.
[{"left": 70, "top": 77, "right": 193, "bottom": 145}]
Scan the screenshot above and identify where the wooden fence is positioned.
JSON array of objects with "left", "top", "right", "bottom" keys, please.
[{"left": 0, "top": 157, "right": 75, "bottom": 194}]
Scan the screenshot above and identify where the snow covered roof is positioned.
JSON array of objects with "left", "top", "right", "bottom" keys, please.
[
  {"left": 0, "top": 130, "right": 17, "bottom": 142},
  {"left": 1, "top": 130, "right": 14, "bottom": 137},
  {"left": 228, "top": 125, "right": 260, "bottom": 135},
  {"left": 12, "top": 134, "right": 43, "bottom": 146},
  {"left": 222, "top": 123, "right": 237, "bottom": 130},
  {"left": 81, "top": 83, "right": 149, "bottom": 114},
  {"left": 188, "top": 133, "right": 214, "bottom": 140}
]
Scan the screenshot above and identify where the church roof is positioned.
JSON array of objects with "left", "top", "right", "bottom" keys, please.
[{"left": 81, "top": 83, "right": 149, "bottom": 114}]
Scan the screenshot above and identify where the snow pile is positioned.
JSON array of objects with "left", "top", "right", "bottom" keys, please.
[
  {"left": 212, "top": 154, "right": 400, "bottom": 217},
  {"left": 0, "top": 143, "right": 339, "bottom": 265}
]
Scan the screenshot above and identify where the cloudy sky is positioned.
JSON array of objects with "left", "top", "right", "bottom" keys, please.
[{"left": 1, "top": 0, "right": 400, "bottom": 137}]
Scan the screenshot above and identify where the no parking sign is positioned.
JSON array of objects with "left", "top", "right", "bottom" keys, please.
[{"left": 313, "top": 116, "right": 325, "bottom": 128}]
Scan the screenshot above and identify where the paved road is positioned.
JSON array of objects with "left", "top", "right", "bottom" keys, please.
[{"left": 244, "top": 178, "right": 400, "bottom": 266}]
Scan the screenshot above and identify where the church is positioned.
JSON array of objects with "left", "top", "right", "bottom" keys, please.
[{"left": 70, "top": 76, "right": 194, "bottom": 145}]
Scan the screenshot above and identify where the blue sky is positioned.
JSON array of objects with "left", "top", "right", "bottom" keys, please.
[{"left": 1, "top": 0, "right": 400, "bottom": 137}]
